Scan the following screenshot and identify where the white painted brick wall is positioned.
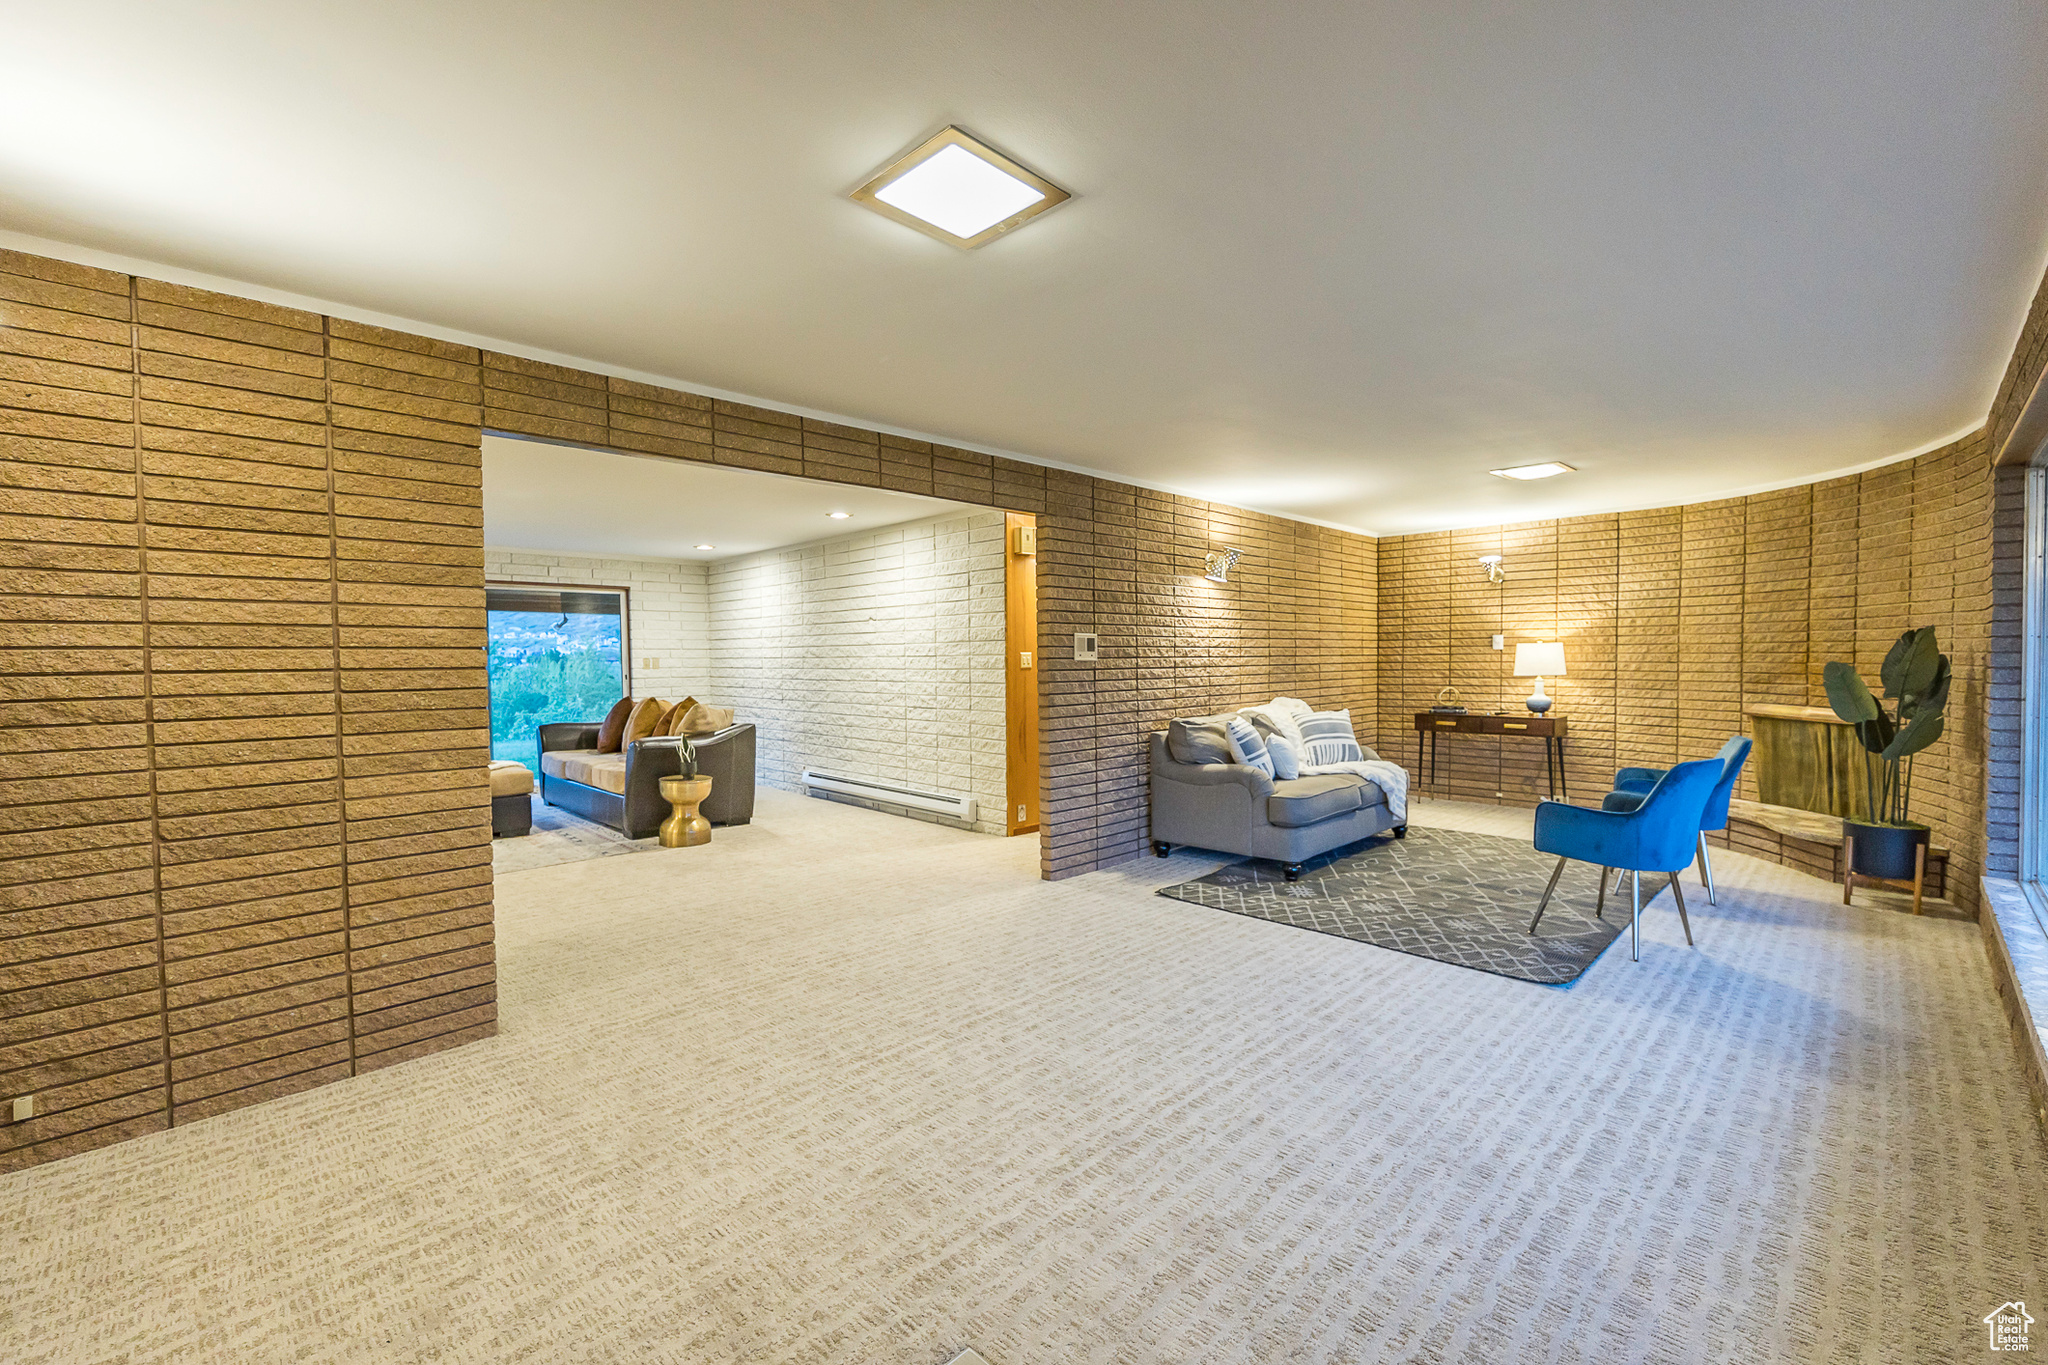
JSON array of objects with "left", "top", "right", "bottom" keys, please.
[
  {"left": 706, "top": 510, "right": 1009, "bottom": 835},
  {"left": 483, "top": 547, "right": 713, "bottom": 700}
]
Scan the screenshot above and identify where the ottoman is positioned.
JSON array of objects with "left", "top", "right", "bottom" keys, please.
[{"left": 489, "top": 760, "right": 534, "bottom": 837}]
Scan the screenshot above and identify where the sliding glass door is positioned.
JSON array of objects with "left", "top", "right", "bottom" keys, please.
[{"left": 485, "top": 584, "right": 628, "bottom": 769}]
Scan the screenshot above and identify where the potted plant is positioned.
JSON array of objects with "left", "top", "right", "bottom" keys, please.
[
  {"left": 657, "top": 738, "right": 714, "bottom": 848},
  {"left": 1821, "top": 626, "right": 1950, "bottom": 880}
]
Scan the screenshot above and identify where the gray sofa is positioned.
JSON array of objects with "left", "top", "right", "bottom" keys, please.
[
  {"left": 1149, "top": 730, "right": 1403, "bottom": 879},
  {"left": 537, "top": 722, "right": 756, "bottom": 839}
]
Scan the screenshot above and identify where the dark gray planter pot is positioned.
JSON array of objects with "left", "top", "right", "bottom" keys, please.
[{"left": 1844, "top": 820, "right": 1929, "bottom": 881}]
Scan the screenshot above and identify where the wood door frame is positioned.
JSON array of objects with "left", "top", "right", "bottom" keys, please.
[{"left": 1004, "top": 512, "right": 1040, "bottom": 836}]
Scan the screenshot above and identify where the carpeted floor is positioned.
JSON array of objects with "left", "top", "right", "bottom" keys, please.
[{"left": 3, "top": 793, "right": 2044, "bottom": 1363}]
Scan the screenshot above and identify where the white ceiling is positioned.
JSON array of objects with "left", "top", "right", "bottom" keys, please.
[
  {"left": 482, "top": 435, "right": 977, "bottom": 561},
  {"left": 3, "top": 2, "right": 2046, "bottom": 534}
]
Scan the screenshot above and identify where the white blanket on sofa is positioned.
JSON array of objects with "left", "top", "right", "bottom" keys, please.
[{"left": 1299, "top": 758, "right": 1409, "bottom": 824}]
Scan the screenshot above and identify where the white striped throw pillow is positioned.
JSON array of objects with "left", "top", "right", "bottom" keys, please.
[
  {"left": 1223, "top": 715, "right": 1275, "bottom": 778},
  {"left": 1300, "top": 709, "right": 1364, "bottom": 765}
]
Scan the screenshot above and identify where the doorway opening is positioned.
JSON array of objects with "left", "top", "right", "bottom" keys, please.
[{"left": 482, "top": 433, "right": 1043, "bottom": 851}]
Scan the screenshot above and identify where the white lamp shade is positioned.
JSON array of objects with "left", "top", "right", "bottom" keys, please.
[{"left": 1513, "top": 642, "right": 1567, "bottom": 677}]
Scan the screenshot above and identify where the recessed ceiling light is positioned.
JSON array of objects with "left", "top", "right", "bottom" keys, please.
[
  {"left": 827, "top": 511, "right": 852, "bottom": 519},
  {"left": 694, "top": 544, "right": 715, "bottom": 550},
  {"left": 1489, "top": 462, "right": 1577, "bottom": 481},
  {"left": 851, "top": 126, "right": 1070, "bottom": 249}
]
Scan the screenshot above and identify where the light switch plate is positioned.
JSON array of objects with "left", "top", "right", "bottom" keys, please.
[
  {"left": 1019, "top": 651, "right": 1032, "bottom": 669},
  {"left": 11, "top": 1096, "right": 33, "bottom": 1122},
  {"left": 1073, "top": 632, "right": 1098, "bottom": 662},
  {"left": 1491, "top": 634, "right": 1505, "bottom": 650}
]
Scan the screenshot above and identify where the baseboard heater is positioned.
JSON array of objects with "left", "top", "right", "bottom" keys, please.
[{"left": 801, "top": 769, "right": 977, "bottom": 824}]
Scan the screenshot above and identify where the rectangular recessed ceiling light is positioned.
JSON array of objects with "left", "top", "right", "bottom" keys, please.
[
  {"left": 1489, "top": 462, "right": 1577, "bottom": 480},
  {"left": 851, "top": 126, "right": 1070, "bottom": 249}
]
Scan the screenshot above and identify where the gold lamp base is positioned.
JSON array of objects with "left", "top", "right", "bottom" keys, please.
[{"left": 658, "top": 775, "right": 714, "bottom": 847}]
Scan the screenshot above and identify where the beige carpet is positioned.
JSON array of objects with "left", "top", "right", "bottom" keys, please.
[{"left": 3, "top": 793, "right": 2044, "bottom": 1364}]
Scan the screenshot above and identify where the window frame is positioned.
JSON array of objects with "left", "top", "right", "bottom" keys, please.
[
  {"left": 483, "top": 580, "right": 634, "bottom": 755},
  {"left": 2020, "top": 467, "right": 2048, "bottom": 931}
]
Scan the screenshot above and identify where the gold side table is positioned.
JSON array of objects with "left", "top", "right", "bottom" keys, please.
[{"left": 659, "top": 775, "right": 714, "bottom": 847}]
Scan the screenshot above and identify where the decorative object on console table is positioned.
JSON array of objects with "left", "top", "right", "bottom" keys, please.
[
  {"left": 1413, "top": 711, "right": 1568, "bottom": 800},
  {"left": 1513, "top": 641, "right": 1567, "bottom": 714},
  {"left": 1822, "top": 625, "right": 1950, "bottom": 908},
  {"left": 659, "top": 738, "right": 712, "bottom": 847}
]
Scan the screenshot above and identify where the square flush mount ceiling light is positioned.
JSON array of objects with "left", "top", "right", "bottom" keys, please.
[
  {"left": 1489, "top": 462, "right": 1577, "bottom": 480},
  {"left": 851, "top": 126, "right": 1071, "bottom": 248}
]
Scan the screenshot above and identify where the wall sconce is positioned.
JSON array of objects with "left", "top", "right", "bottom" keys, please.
[
  {"left": 1478, "top": 554, "right": 1506, "bottom": 585},
  {"left": 1203, "top": 547, "right": 1242, "bottom": 583}
]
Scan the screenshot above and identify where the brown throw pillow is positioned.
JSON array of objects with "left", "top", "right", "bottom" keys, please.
[
  {"left": 655, "top": 696, "right": 698, "bottom": 737},
  {"left": 595, "top": 696, "right": 635, "bottom": 753},
  {"left": 679, "top": 703, "right": 734, "bottom": 736},
  {"left": 621, "top": 697, "right": 667, "bottom": 749}
]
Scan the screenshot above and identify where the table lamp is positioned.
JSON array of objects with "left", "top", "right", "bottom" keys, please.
[{"left": 1513, "top": 641, "right": 1567, "bottom": 714}]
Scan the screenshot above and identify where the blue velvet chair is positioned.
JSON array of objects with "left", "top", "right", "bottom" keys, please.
[
  {"left": 1602, "top": 736, "right": 1752, "bottom": 904},
  {"left": 1529, "top": 757, "right": 1722, "bottom": 961}
]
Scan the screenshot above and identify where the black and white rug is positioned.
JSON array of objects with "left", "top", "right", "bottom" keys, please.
[
  {"left": 492, "top": 798, "right": 658, "bottom": 874},
  {"left": 1157, "top": 827, "right": 1635, "bottom": 985}
]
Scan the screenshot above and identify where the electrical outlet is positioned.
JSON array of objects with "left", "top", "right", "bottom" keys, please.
[
  {"left": 11, "top": 1095, "right": 33, "bottom": 1122},
  {"left": 1016, "top": 804, "right": 1028, "bottom": 822}
]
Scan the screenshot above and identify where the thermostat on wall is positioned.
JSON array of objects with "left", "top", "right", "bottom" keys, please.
[{"left": 1073, "top": 632, "right": 1099, "bottom": 662}]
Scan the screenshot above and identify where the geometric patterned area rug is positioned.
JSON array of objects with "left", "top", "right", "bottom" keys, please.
[
  {"left": 1156, "top": 827, "right": 1632, "bottom": 986},
  {"left": 492, "top": 797, "right": 659, "bottom": 875}
]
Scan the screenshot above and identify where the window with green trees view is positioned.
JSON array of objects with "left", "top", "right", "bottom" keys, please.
[{"left": 485, "top": 586, "right": 627, "bottom": 770}]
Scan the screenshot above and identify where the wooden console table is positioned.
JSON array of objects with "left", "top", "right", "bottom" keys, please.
[{"left": 1412, "top": 711, "right": 1569, "bottom": 800}]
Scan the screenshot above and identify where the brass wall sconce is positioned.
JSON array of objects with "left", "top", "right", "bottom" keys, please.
[
  {"left": 1204, "top": 547, "right": 1242, "bottom": 583},
  {"left": 1478, "top": 554, "right": 1506, "bottom": 585}
]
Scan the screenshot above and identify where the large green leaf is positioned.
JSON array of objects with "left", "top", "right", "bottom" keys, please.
[
  {"left": 1855, "top": 712, "right": 1896, "bottom": 757},
  {"left": 1882, "top": 710, "right": 1945, "bottom": 762},
  {"left": 1880, "top": 630, "right": 1915, "bottom": 698},
  {"left": 1902, "top": 655, "right": 1952, "bottom": 719},
  {"left": 1880, "top": 627, "right": 1940, "bottom": 700},
  {"left": 1902, "top": 629, "right": 1941, "bottom": 699},
  {"left": 1823, "top": 660, "right": 1880, "bottom": 724}
]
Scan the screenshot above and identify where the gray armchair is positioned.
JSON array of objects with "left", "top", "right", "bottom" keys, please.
[{"left": 1148, "top": 731, "right": 1403, "bottom": 880}]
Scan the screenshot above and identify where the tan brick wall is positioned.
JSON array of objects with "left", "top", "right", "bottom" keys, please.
[
  {"left": 1375, "top": 437, "right": 1998, "bottom": 913},
  {"left": 0, "top": 250, "right": 495, "bottom": 1173}
]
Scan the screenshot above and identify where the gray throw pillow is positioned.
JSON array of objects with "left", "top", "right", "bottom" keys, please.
[{"left": 1166, "top": 714, "right": 1235, "bottom": 766}]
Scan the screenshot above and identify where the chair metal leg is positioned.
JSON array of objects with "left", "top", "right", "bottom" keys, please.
[
  {"left": 1631, "top": 871, "right": 1642, "bottom": 961},
  {"left": 1529, "top": 856, "right": 1568, "bottom": 935},
  {"left": 1670, "top": 872, "right": 1695, "bottom": 947},
  {"left": 1595, "top": 867, "right": 1608, "bottom": 920},
  {"left": 1612, "top": 867, "right": 1628, "bottom": 897},
  {"left": 1696, "top": 833, "right": 1717, "bottom": 905}
]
